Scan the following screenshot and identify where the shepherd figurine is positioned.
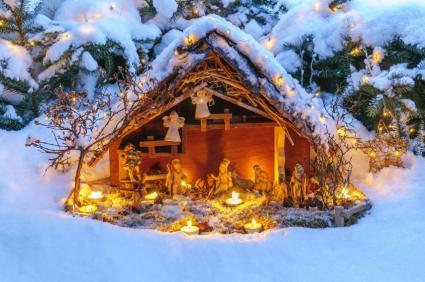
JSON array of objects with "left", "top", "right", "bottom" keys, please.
[
  {"left": 163, "top": 111, "right": 185, "bottom": 142},
  {"left": 165, "top": 159, "right": 187, "bottom": 197},
  {"left": 209, "top": 158, "right": 233, "bottom": 196},
  {"left": 122, "top": 143, "right": 142, "bottom": 182},
  {"left": 290, "top": 164, "right": 307, "bottom": 207}
]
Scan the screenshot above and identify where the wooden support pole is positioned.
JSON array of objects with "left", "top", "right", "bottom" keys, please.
[{"left": 334, "top": 206, "right": 345, "bottom": 227}]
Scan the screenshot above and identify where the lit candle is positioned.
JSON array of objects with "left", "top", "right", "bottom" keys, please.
[
  {"left": 87, "top": 191, "right": 104, "bottom": 203},
  {"left": 144, "top": 192, "right": 158, "bottom": 202},
  {"left": 225, "top": 191, "right": 243, "bottom": 206},
  {"left": 244, "top": 219, "right": 262, "bottom": 234},
  {"left": 79, "top": 204, "right": 98, "bottom": 214},
  {"left": 181, "top": 220, "right": 199, "bottom": 235}
]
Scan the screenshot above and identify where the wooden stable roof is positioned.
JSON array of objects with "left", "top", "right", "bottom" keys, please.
[{"left": 88, "top": 17, "right": 328, "bottom": 167}]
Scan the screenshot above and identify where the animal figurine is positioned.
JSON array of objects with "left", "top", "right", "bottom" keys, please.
[
  {"left": 165, "top": 159, "right": 187, "bottom": 197},
  {"left": 122, "top": 143, "right": 141, "bottom": 182},
  {"left": 289, "top": 164, "right": 307, "bottom": 207},
  {"left": 253, "top": 164, "right": 273, "bottom": 195}
]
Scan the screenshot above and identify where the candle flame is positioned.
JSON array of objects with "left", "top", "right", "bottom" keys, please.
[
  {"left": 232, "top": 191, "right": 239, "bottom": 201},
  {"left": 252, "top": 219, "right": 256, "bottom": 225},
  {"left": 187, "top": 220, "right": 192, "bottom": 228},
  {"left": 87, "top": 191, "right": 103, "bottom": 199}
]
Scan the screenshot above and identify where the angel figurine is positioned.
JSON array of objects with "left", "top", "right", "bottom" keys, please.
[
  {"left": 191, "top": 89, "right": 214, "bottom": 119},
  {"left": 163, "top": 111, "right": 185, "bottom": 142}
]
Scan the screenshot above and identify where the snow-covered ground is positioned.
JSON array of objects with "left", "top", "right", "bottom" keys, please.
[{"left": 1, "top": 125, "right": 424, "bottom": 282}]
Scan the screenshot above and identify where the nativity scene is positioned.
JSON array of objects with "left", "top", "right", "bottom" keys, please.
[{"left": 43, "top": 17, "right": 371, "bottom": 234}]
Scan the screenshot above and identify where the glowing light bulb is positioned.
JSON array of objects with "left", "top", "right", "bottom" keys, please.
[
  {"left": 274, "top": 75, "right": 284, "bottom": 86},
  {"left": 314, "top": 2, "right": 321, "bottom": 11}
]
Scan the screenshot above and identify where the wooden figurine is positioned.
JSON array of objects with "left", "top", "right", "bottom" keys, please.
[
  {"left": 272, "top": 175, "right": 287, "bottom": 203},
  {"left": 209, "top": 158, "right": 233, "bottom": 196},
  {"left": 165, "top": 159, "right": 187, "bottom": 197},
  {"left": 191, "top": 89, "right": 214, "bottom": 119},
  {"left": 289, "top": 164, "right": 306, "bottom": 207},
  {"left": 163, "top": 111, "right": 185, "bottom": 142},
  {"left": 253, "top": 164, "right": 273, "bottom": 195},
  {"left": 122, "top": 143, "right": 141, "bottom": 182}
]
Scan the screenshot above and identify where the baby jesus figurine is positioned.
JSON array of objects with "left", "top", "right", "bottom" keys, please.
[{"left": 163, "top": 111, "right": 185, "bottom": 142}]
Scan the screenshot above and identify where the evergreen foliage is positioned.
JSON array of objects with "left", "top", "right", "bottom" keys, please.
[{"left": 0, "top": 0, "right": 42, "bottom": 46}]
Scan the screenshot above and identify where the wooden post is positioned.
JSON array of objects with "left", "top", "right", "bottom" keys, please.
[
  {"left": 200, "top": 118, "right": 207, "bottom": 132},
  {"left": 334, "top": 206, "right": 345, "bottom": 227},
  {"left": 224, "top": 108, "right": 230, "bottom": 131}
]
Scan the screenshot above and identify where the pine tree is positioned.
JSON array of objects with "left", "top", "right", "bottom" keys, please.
[{"left": 0, "top": 0, "right": 42, "bottom": 46}]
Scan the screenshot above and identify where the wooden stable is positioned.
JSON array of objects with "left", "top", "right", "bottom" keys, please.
[
  {"left": 108, "top": 88, "right": 311, "bottom": 187},
  {"left": 91, "top": 35, "right": 315, "bottom": 189}
]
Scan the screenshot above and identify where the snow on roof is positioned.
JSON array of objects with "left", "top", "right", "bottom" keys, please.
[
  {"left": 89, "top": 15, "right": 339, "bottom": 165},
  {"left": 137, "top": 15, "right": 331, "bottom": 138}
]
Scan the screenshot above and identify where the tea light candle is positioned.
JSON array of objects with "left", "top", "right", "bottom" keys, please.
[
  {"left": 79, "top": 204, "right": 98, "bottom": 214},
  {"left": 244, "top": 219, "right": 262, "bottom": 234},
  {"left": 144, "top": 192, "right": 158, "bottom": 202},
  {"left": 225, "top": 191, "right": 243, "bottom": 206},
  {"left": 87, "top": 191, "right": 104, "bottom": 202},
  {"left": 181, "top": 220, "right": 199, "bottom": 235}
]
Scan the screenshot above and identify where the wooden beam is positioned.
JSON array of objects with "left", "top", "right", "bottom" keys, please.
[{"left": 205, "top": 87, "right": 271, "bottom": 119}]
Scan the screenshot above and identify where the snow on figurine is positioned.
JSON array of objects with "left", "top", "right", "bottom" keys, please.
[
  {"left": 163, "top": 111, "right": 185, "bottom": 142},
  {"left": 122, "top": 143, "right": 142, "bottom": 182},
  {"left": 209, "top": 158, "right": 233, "bottom": 196},
  {"left": 253, "top": 164, "right": 273, "bottom": 195},
  {"left": 191, "top": 89, "right": 214, "bottom": 119},
  {"left": 289, "top": 164, "right": 306, "bottom": 207},
  {"left": 165, "top": 159, "right": 187, "bottom": 197}
]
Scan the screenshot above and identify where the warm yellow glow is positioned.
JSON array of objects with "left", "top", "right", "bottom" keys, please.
[
  {"left": 144, "top": 192, "right": 158, "bottom": 201},
  {"left": 315, "top": 91, "right": 321, "bottom": 97},
  {"left": 320, "top": 115, "right": 326, "bottom": 124},
  {"left": 361, "top": 75, "right": 370, "bottom": 85},
  {"left": 181, "top": 180, "right": 192, "bottom": 189},
  {"left": 87, "top": 191, "right": 103, "bottom": 200},
  {"left": 372, "top": 49, "right": 383, "bottom": 64},
  {"left": 226, "top": 191, "right": 243, "bottom": 206},
  {"left": 81, "top": 25, "right": 94, "bottom": 34},
  {"left": 274, "top": 75, "right": 284, "bottom": 87},
  {"left": 394, "top": 150, "right": 399, "bottom": 157},
  {"left": 351, "top": 139, "right": 357, "bottom": 145},
  {"left": 337, "top": 126, "right": 347, "bottom": 138},
  {"left": 350, "top": 47, "right": 362, "bottom": 56},
  {"left": 140, "top": 57, "right": 146, "bottom": 64},
  {"left": 409, "top": 128, "right": 416, "bottom": 133},
  {"left": 185, "top": 33, "right": 196, "bottom": 46},
  {"left": 252, "top": 219, "right": 257, "bottom": 225},
  {"left": 330, "top": 6, "right": 339, "bottom": 12},
  {"left": 61, "top": 32, "right": 71, "bottom": 40},
  {"left": 79, "top": 204, "right": 97, "bottom": 213},
  {"left": 369, "top": 151, "right": 376, "bottom": 159},
  {"left": 383, "top": 111, "right": 389, "bottom": 117},
  {"left": 187, "top": 220, "right": 192, "bottom": 228},
  {"left": 265, "top": 37, "right": 275, "bottom": 50},
  {"left": 174, "top": 50, "right": 179, "bottom": 56},
  {"left": 0, "top": 20, "right": 4, "bottom": 27},
  {"left": 314, "top": 2, "right": 321, "bottom": 11},
  {"left": 192, "top": 7, "right": 199, "bottom": 15}
]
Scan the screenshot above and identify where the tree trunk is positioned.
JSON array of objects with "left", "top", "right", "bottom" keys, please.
[{"left": 73, "top": 149, "right": 86, "bottom": 208}]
